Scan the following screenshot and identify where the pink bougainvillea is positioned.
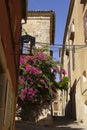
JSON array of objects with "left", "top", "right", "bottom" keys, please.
[
  {"left": 60, "top": 69, "right": 67, "bottom": 75},
  {"left": 20, "top": 56, "right": 25, "bottom": 65},
  {"left": 18, "top": 49, "right": 68, "bottom": 106}
]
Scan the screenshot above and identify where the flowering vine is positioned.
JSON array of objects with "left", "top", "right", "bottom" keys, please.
[{"left": 18, "top": 49, "right": 68, "bottom": 106}]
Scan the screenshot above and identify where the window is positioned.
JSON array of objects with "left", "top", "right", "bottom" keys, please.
[
  {"left": 68, "top": 59, "right": 71, "bottom": 81},
  {"left": 72, "top": 46, "right": 75, "bottom": 70},
  {"left": 84, "top": 10, "right": 87, "bottom": 43},
  {"left": 22, "top": 42, "right": 30, "bottom": 54}
]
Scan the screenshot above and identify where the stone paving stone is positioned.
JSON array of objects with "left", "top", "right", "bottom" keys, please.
[{"left": 15, "top": 117, "right": 87, "bottom": 130}]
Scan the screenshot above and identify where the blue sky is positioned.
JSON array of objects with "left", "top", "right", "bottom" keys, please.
[{"left": 28, "top": 0, "right": 70, "bottom": 60}]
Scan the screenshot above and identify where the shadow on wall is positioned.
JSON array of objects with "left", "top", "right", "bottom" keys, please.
[{"left": 65, "top": 79, "right": 77, "bottom": 119}]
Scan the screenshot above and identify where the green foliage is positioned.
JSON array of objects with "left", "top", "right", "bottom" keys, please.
[
  {"left": 57, "top": 76, "right": 68, "bottom": 90},
  {"left": 18, "top": 48, "right": 68, "bottom": 106},
  {"left": 17, "top": 48, "right": 69, "bottom": 121}
]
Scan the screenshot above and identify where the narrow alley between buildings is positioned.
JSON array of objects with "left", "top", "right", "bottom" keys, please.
[
  {"left": 15, "top": 116, "right": 87, "bottom": 130},
  {"left": 0, "top": 1, "right": 87, "bottom": 130}
]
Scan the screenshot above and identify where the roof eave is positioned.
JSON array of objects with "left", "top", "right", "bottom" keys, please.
[{"left": 21, "top": 0, "right": 28, "bottom": 22}]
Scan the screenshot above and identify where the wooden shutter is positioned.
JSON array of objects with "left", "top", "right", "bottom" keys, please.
[{"left": 84, "top": 10, "right": 87, "bottom": 43}]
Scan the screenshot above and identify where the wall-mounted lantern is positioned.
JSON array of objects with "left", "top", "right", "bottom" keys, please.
[{"left": 20, "top": 34, "right": 35, "bottom": 55}]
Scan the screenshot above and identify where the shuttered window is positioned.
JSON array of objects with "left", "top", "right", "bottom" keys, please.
[{"left": 84, "top": 10, "right": 87, "bottom": 43}]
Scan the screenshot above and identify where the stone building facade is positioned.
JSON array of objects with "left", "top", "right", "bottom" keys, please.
[
  {"left": 22, "top": 11, "right": 55, "bottom": 54},
  {"left": 61, "top": 0, "right": 87, "bottom": 124},
  {"left": 21, "top": 10, "right": 55, "bottom": 121},
  {"left": 0, "top": 1, "right": 27, "bottom": 130}
]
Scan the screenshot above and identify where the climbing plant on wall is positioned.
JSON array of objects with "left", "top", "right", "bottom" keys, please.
[{"left": 17, "top": 48, "right": 68, "bottom": 121}]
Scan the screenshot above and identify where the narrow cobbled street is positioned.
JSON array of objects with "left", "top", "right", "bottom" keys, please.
[{"left": 15, "top": 117, "right": 87, "bottom": 130}]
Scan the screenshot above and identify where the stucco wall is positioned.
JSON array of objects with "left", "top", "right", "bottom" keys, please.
[{"left": 63, "top": 0, "right": 87, "bottom": 123}]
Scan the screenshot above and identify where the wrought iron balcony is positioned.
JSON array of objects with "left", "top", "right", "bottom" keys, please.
[{"left": 20, "top": 34, "right": 35, "bottom": 55}]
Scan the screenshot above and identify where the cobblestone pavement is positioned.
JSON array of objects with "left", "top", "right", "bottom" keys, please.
[{"left": 15, "top": 117, "right": 87, "bottom": 130}]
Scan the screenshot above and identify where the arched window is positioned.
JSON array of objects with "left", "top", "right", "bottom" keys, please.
[{"left": 84, "top": 10, "right": 87, "bottom": 43}]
